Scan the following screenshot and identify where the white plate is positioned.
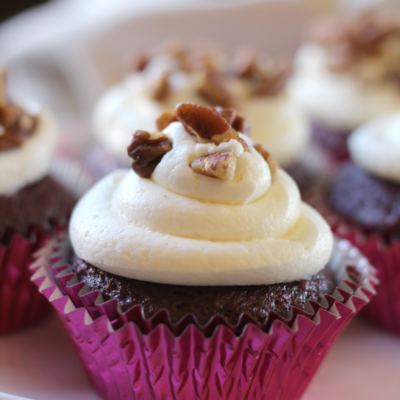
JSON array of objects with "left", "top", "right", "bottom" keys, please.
[{"left": 0, "top": 314, "right": 399, "bottom": 400}]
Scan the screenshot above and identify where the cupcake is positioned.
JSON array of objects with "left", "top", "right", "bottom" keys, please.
[
  {"left": 90, "top": 44, "right": 310, "bottom": 182},
  {"left": 305, "top": 109, "right": 400, "bottom": 334},
  {"left": 0, "top": 70, "right": 75, "bottom": 333},
  {"left": 33, "top": 103, "right": 376, "bottom": 400},
  {"left": 289, "top": 12, "right": 400, "bottom": 163}
]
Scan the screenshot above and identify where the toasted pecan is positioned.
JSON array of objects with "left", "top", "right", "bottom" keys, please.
[
  {"left": 190, "top": 151, "right": 236, "bottom": 180},
  {"left": 127, "top": 130, "right": 172, "bottom": 178}
]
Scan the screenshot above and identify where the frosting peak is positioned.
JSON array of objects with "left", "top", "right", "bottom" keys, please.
[
  {"left": 127, "top": 103, "right": 273, "bottom": 205},
  {"left": 348, "top": 111, "right": 400, "bottom": 184}
]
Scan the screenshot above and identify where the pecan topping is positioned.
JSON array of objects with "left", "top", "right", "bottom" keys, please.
[
  {"left": 253, "top": 143, "right": 279, "bottom": 178},
  {"left": 0, "top": 71, "right": 38, "bottom": 152},
  {"left": 127, "top": 130, "right": 172, "bottom": 178},
  {"left": 213, "top": 106, "right": 250, "bottom": 136},
  {"left": 308, "top": 13, "right": 400, "bottom": 70},
  {"left": 176, "top": 103, "right": 249, "bottom": 150},
  {"left": 190, "top": 151, "right": 236, "bottom": 180},
  {"left": 250, "top": 62, "right": 291, "bottom": 96},
  {"left": 156, "top": 111, "right": 178, "bottom": 131},
  {"left": 232, "top": 47, "right": 259, "bottom": 78},
  {"left": 196, "top": 71, "right": 233, "bottom": 107},
  {"left": 131, "top": 53, "right": 150, "bottom": 72},
  {"left": 148, "top": 71, "right": 170, "bottom": 101}
]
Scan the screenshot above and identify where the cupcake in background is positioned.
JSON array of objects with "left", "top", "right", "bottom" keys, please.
[
  {"left": 0, "top": 69, "right": 75, "bottom": 333},
  {"left": 89, "top": 43, "right": 311, "bottom": 184},
  {"left": 306, "top": 109, "right": 400, "bottom": 334},
  {"left": 34, "top": 103, "right": 375, "bottom": 400},
  {"left": 289, "top": 12, "right": 400, "bottom": 163}
]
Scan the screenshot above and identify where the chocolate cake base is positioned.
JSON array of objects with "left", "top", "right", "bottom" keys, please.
[
  {"left": 329, "top": 163, "right": 400, "bottom": 242},
  {"left": 312, "top": 122, "right": 350, "bottom": 162},
  {"left": 0, "top": 176, "right": 76, "bottom": 241},
  {"left": 73, "top": 258, "right": 336, "bottom": 325}
]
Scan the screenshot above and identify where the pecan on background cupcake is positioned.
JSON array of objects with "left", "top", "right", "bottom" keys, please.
[
  {"left": 0, "top": 69, "right": 75, "bottom": 333},
  {"left": 90, "top": 44, "right": 310, "bottom": 182},
  {"left": 289, "top": 12, "right": 400, "bottom": 163},
  {"left": 33, "top": 103, "right": 376, "bottom": 400}
]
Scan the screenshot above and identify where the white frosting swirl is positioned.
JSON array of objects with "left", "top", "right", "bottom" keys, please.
[
  {"left": 348, "top": 111, "right": 400, "bottom": 184},
  {"left": 93, "top": 57, "right": 309, "bottom": 167},
  {"left": 242, "top": 93, "right": 310, "bottom": 167},
  {"left": 152, "top": 122, "right": 270, "bottom": 205},
  {"left": 289, "top": 43, "right": 400, "bottom": 131},
  {"left": 0, "top": 107, "right": 58, "bottom": 195},
  {"left": 70, "top": 122, "right": 332, "bottom": 286}
]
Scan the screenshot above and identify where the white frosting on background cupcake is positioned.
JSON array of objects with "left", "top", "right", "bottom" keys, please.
[
  {"left": 348, "top": 111, "right": 400, "bottom": 184},
  {"left": 71, "top": 117, "right": 332, "bottom": 286},
  {"left": 289, "top": 43, "right": 400, "bottom": 131},
  {"left": 0, "top": 106, "right": 58, "bottom": 195},
  {"left": 93, "top": 53, "right": 309, "bottom": 168}
]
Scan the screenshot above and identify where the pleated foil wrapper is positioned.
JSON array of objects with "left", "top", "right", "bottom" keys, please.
[
  {"left": 0, "top": 156, "right": 94, "bottom": 335},
  {"left": 31, "top": 231, "right": 376, "bottom": 400},
  {"left": 0, "top": 228, "right": 53, "bottom": 334},
  {"left": 305, "top": 188, "right": 400, "bottom": 335}
]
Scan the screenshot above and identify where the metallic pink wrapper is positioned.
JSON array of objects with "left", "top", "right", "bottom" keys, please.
[
  {"left": 305, "top": 189, "right": 400, "bottom": 335},
  {"left": 0, "top": 156, "right": 94, "bottom": 335},
  {"left": 32, "top": 232, "right": 376, "bottom": 400},
  {"left": 0, "top": 229, "right": 52, "bottom": 334}
]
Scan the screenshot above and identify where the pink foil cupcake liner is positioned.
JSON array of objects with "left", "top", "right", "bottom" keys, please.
[
  {"left": 305, "top": 189, "right": 400, "bottom": 335},
  {"left": 0, "top": 157, "right": 94, "bottom": 335},
  {"left": 0, "top": 228, "right": 52, "bottom": 334},
  {"left": 32, "top": 232, "right": 376, "bottom": 400}
]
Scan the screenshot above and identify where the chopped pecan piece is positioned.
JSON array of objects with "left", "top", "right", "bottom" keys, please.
[
  {"left": 251, "top": 62, "right": 291, "bottom": 96},
  {"left": 127, "top": 130, "right": 172, "bottom": 178},
  {"left": 164, "top": 41, "right": 191, "bottom": 71},
  {"left": 190, "top": 151, "right": 236, "bottom": 180},
  {"left": 0, "top": 71, "right": 38, "bottom": 152},
  {"left": 176, "top": 103, "right": 231, "bottom": 140},
  {"left": 0, "top": 105, "right": 20, "bottom": 128},
  {"left": 176, "top": 103, "right": 248, "bottom": 149},
  {"left": 253, "top": 143, "right": 279, "bottom": 178},
  {"left": 213, "top": 106, "right": 250, "bottom": 136},
  {"left": 131, "top": 53, "right": 150, "bottom": 72},
  {"left": 148, "top": 71, "right": 170, "bottom": 101},
  {"left": 156, "top": 111, "right": 178, "bottom": 131},
  {"left": 232, "top": 47, "right": 259, "bottom": 78},
  {"left": 196, "top": 71, "right": 233, "bottom": 107}
]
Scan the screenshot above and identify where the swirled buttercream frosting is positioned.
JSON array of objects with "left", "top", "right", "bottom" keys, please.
[
  {"left": 71, "top": 103, "right": 332, "bottom": 286},
  {"left": 348, "top": 111, "right": 400, "bottom": 184}
]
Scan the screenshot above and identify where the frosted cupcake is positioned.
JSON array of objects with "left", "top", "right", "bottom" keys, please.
[
  {"left": 0, "top": 70, "right": 75, "bottom": 333},
  {"left": 289, "top": 13, "right": 400, "bottom": 162},
  {"left": 90, "top": 45, "right": 310, "bottom": 177},
  {"left": 33, "top": 103, "right": 376, "bottom": 400},
  {"left": 326, "top": 111, "right": 400, "bottom": 334}
]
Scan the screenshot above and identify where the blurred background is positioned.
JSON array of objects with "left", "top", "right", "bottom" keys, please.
[{"left": 1, "top": 0, "right": 400, "bottom": 134}]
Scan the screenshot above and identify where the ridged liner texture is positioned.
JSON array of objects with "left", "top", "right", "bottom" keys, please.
[
  {"left": 305, "top": 187, "right": 400, "bottom": 335},
  {"left": 0, "top": 227, "right": 53, "bottom": 334},
  {"left": 0, "top": 156, "right": 94, "bottom": 334},
  {"left": 32, "top": 231, "right": 376, "bottom": 400}
]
